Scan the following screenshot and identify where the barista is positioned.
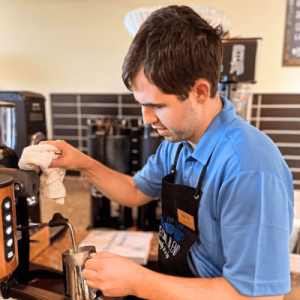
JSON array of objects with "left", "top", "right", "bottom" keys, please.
[{"left": 42, "top": 6, "right": 294, "bottom": 300}]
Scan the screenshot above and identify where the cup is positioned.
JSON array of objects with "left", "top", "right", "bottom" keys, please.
[{"left": 62, "top": 245, "right": 100, "bottom": 300}]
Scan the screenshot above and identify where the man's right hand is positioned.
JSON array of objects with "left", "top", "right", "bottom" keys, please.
[{"left": 39, "top": 140, "right": 88, "bottom": 171}]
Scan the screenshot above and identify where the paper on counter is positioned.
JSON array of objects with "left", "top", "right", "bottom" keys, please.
[{"left": 79, "top": 230, "right": 153, "bottom": 265}]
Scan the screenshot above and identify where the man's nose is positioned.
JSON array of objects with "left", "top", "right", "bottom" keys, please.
[{"left": 142, "top": 106, "right": 158, "bottom": 126}]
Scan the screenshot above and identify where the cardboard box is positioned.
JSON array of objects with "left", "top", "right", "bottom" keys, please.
[{"left": 29, "top": 227, "right": 50, "bottom": 261}]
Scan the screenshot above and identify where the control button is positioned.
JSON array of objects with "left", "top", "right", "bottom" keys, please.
[
  {"left": 6, "top": 238, "right": 13, "bottom": 247},
  {"left": 5, "top": 226, "right": 12, "bottom": 235},
  {"left": 7, "top": 251, "right": 14, "bottom": 259},
  {"left": 3, "top": 201, "right": 11, "bottom": 210},
  {"left": 4, "top": 214, "right": 12, "bottom": 222}
]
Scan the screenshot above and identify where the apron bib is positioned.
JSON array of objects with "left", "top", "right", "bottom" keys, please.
[{"left": 158, "top": 143, "right": 214, "bottom": 277}]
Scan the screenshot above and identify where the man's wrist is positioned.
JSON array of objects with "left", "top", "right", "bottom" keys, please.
[
  {"left": 77, "top": 155, "right": 96, "bottom": 174},
  {"left": 132, "top": 267, "right": 157, "bottom": 298}
]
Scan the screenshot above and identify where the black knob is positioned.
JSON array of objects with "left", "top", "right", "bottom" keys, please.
[{"left": 48, "top": 213, "right": 69, "bottom": 227}]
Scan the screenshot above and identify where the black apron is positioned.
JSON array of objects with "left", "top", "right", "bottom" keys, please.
[{"left": 158, "top": 143, "right": 214, "bottom": 277}]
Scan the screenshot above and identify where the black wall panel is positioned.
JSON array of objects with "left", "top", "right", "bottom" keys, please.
[
  {"left": 251, "top": 94, "right": 300, "bottom": 190},
  {"left": 51, "top": 93, "right": 141, "bottom": 155}
]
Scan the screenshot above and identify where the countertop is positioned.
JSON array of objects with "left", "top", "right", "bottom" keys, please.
[
  {"left": 32, "top": 176, "right": 158, "bottom": 271},
  {"left": 30, "top": 176, "right": 158, "bottom": 300}
]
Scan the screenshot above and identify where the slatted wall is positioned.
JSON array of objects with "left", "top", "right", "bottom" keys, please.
[
  {"left": 251, "top": 94, "right": 300, "bottom": 190},
  {"left": 50, "top": 93, "right": 141, "bottom": 154},
  {"left": 51, "top": 93, "right": 300, "bottom": 189}
]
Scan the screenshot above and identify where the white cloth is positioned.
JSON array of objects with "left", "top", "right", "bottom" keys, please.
[{"left": 18, "top": 144, "right": 66, "bottom": 204}]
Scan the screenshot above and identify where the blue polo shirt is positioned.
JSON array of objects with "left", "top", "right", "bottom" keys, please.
[{"left": 133, "top": 97, "right": 294, "bottom": 297}]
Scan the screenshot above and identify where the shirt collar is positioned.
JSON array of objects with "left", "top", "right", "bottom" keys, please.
[{"left": 184, "top": 96, "right": 237, "bottom": 165}]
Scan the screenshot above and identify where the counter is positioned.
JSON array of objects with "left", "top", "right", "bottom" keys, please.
[
  {"left": 30, "top": 176, "right": 158, "bottom": 300},
  {"left": 32, "top": 176, "right": 158, "bottom": 271}
]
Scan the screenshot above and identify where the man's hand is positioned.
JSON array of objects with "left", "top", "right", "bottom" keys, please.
[
  {"left": 82, "top": 251, "right": 146, "bottom": 297},
  {"left": 40, "top": 140, "right": 89, "bottom": 171}
]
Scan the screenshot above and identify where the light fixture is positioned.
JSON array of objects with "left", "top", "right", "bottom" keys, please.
[{"left": 124, "top": 5, "right": 231, "bottom": 37}]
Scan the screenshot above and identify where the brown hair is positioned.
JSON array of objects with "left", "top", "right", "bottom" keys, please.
[{"left": 122, "top": 5, "right": 226, "bottom": 100}]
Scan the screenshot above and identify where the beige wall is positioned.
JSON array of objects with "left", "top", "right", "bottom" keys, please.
[{"left": 0, "top": 0, "right": 299, "bottom": 137}]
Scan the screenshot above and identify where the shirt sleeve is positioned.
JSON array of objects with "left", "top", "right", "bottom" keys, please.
[
  {"left": 218, "top": 170, "right": 293, "bottom": 297},
  {"left": 133, "top": 141, "right": 168, "bottom": 198}
]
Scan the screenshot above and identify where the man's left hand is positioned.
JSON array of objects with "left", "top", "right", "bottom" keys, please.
[{"left": 82, "top": 251, "right": 145, "bottom": 297}]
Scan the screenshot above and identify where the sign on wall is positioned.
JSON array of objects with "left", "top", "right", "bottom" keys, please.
[
  {"left": 220, "top": 38, "right": 262, "bottom": 83},
  {"left": 283, "top": 0, "right": 300, "bottom": 66}
]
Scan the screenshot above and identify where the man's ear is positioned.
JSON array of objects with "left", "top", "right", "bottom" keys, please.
[{"left": 192, "top": 79, "right": 211, "bottom": 103}]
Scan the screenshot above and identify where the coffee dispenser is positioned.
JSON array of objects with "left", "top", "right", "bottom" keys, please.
[
  {"left": 88, "top": 117, "right": 133, "bottom": 229},
  {"left": 87, "top": 117, "right": 163, "bottom": 231},
  {"left": 136, "top": 125, "right": 162, "bottom": 231}
]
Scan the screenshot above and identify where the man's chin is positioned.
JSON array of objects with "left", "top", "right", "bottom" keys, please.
[{"left": 163, "top": 135, "right": 183, "bottom": 143}]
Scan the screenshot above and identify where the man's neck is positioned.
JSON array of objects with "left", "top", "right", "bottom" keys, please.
[{"left": 189, "top": 94, "right": 223, "bottom": 147}]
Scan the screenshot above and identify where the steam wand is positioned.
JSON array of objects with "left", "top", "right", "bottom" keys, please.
[{"left": 17, "top": 213, "right": 79, "bottom": 254}]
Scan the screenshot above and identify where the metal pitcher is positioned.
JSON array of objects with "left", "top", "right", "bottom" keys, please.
[{"left": 62, "top": 245, "right": 99, "bottom": 300}]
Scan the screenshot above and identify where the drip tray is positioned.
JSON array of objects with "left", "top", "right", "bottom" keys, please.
[
  {"left": 28, "top": 263, "right": 65, "bottom": 295},
  {"left": 28, "top": 278, "right": 65, "bottom": 295}
]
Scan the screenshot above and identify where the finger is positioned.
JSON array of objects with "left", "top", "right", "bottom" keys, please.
[
  {"left": 48, "top": 159, "right": 62, "bottom": 168},
  {"left": 82, "top": 268, "right": 98, "bottom": 280},
  {"left": 92, "top": 251, "right": 119, "bottom": 259},
  {"left": 85, "top": 258, "right": 102, "bottom": 271},
  {"left": 39, "top": 140, "right": 62, "bottom": 147},
  {"left": 85, "top": 280, "right": 98, "bottom": 289}
]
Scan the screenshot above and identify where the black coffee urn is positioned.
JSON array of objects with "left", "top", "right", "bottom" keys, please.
[
  {"left": 87, "top": 117, "right": 163, "bottom": 231},
  {"left": 87, "top": 117, "right": 133, "bottom": 229}
]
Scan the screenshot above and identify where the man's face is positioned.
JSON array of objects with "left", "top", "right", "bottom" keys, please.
[{"left": 132, "top": 71, "right": 200, "bottom": 144}]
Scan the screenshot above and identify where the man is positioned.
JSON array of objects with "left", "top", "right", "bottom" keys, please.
[{"left": 43, "top": 6, "right": 294, "bottom": 300}]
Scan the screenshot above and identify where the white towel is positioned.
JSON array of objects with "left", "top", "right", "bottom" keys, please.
[{"left": 18, "top": 144, "right": 66, "bottom": 204}]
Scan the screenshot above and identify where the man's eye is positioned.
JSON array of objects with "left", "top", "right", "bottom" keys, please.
[{"left": 154, "top": 106, "right": 162, "bottom": 110}]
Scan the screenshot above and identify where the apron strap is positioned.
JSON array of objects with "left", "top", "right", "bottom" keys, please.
[
  {"left": 194, "top": 147, "right": 215, "bottom": 199},
  {"left": 170, "top": 143, "right": 184, "bottom": 174}
]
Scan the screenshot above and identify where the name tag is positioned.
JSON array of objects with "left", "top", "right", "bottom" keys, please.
[{"left": 177, "top": 209, "right": 195, "bottom": 231}]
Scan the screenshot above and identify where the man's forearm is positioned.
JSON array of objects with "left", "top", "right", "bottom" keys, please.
[
  {"left": 134, "top": 269, "right": 284, "bottom": 300},
  {"left": 79, "top": 155, "right": 152, "bottom": 207}
]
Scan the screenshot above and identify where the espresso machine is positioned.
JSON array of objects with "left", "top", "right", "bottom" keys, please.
[
  {"left": 0, "top": 146, "right": 104, "bottom": 300},
  {"left": 0, "top": 146, "right": 69, "bottom": 300},
  {"left": 0, "top": 102, "right": 101, "bottom": 300}
]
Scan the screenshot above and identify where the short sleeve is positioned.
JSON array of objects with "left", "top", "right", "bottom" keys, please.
[
  {"left": 133, "top": 142, "right": 167, "bottom": 198},
  {"left": 219, "top": 170, "right": 293, "bottom": 297}
]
